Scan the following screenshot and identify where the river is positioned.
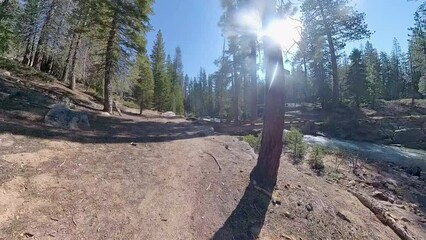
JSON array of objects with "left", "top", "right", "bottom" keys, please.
[{"left": 302, "top": 134, "right": 426, "bottom": 171}]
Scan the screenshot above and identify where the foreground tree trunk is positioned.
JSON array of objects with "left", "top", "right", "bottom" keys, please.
[
  {"left": 251, "top": 5, "right": 286, "bottom": 190},
  {"left": 103, "top": 15, "right": 118, "bottom": 113}
]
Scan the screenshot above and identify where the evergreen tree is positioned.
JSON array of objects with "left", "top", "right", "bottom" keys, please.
[
  {"left": 92, "top": 0, "right": 154, "bottom": 113},
  {"left": 347, "top": 48, "right": 366, "bottom": 108},
  {"left": 151, "top": 31, "right": 169, "bottom": 111},
  {"left": 410, "top": 2, "right": 426, "bottom": 100},
  {"left": 132, "top": 53, "right": 154, "bottom": 114},
  {"left": 172, "top": 47, "right": 185, "bottom": 114},
  {"left": 165, "top": 54, "right": 174, "bottom": 111},
  {"left": 390, "top": 38, "right": 404, "bottom": 99},
  {"left": 301, "top": 0, "right": 371, "bottom": 106},
  {"left": 380, "top": 51, "right": 393, "bottom": 100},
  {"left": 363, "top": 41, "right": 382, "bottom": 105},
  {"left": 19, "top": 0, "right": 43, "bottom": 65},
  {"left": 0, "top": 0, "right": 20, "bottom": 55}
]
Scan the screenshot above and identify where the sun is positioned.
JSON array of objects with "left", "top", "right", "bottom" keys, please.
[{"left": 262, "top": 18, "right": 302, "bottom": 54}]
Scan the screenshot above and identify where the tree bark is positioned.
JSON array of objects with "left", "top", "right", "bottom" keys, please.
[
  {"left": 317, "top": 0, "right": 339, "bottom": 106},
  {"left": 22, "top": 39, "right": 31, "bottom": 66},
  {"left": 33, "top": 1, "right": 55, "bottom": 70},
  {"left": 251, "top": 4, "right": 286, "bottom": 191},
  {"left": 250, "top": 37, "right": 258, "bottom": 123},
  {"left": 302, "top": 57, "right": 308, "bottom": 101},
  {"left": 69, "top": 33, "right": 81, "bottom": 90},
  {"left": 219, "top": 37, "right": 226, "bottom": 121},
  {"left": 29, "top": 31, "right": 37, "bottom": 66},
  {"left": 103, "top": 14, "right": 118, "bottom": 113},
  {"left": 140, "top": 97, "right": 144, "bottom": 115},
  {"left": 232, "top": 50, "right": 239, "bottom": 124},
  {"left": 62, "top": 33, "right": 76, "bottom": 82}
]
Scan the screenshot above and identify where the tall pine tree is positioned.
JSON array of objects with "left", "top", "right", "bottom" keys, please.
[{"left": 151, "top": 31, "right": 169, "bottom": 111}]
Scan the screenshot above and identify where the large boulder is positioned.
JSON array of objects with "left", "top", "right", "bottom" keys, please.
[
  {"left": 44, "top": 104, "right": 90, "bottom": 130},
  {"left": 394, "top": 128, "right": 425, "bottom": 144},
  {"left": 162, "top": 111, "right": 176, "bottom": 117}
]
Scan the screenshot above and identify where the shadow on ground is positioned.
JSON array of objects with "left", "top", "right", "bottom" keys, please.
[
  {"left": 0, "top": 112, "right": 211, "bottom": 144},
  {"left": 0, "top": 72, "right": 212, "bottom": 144},
  {"left": 213, "top": 182, "right": 271, "bottom": 240}
]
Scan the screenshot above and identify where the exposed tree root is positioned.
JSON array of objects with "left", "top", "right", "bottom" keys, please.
[{"left": 348, "top": 189, "right": 415, "bottom": 240}]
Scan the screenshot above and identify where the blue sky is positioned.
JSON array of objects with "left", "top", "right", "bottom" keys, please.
[{"left": 146, "top": 0, "right": 423, "bottom": 78}]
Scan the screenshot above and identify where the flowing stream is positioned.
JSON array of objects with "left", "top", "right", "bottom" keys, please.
[{"left": 302, "top": 134, "right": 426, "bottom": 171}]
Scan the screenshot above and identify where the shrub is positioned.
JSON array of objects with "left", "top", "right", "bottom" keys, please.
[
  {"left": 243, "top": 133, "right": 262, "bottom": 153},
  {"left": 286, "top": 128, "right": 306, "bottom": 159},
  {"left": 308, "top": 146, "right": 325, "bottom": 171}
]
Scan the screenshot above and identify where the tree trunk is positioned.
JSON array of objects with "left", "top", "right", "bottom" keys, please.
[
  {"left": 219, "top": 37, "right": 226, "bottom": 121},
  {"left": 83, "top": 46, "right": 89, "bottom": 89},
  {"left": 103, "top": 14, "right": 118, "bottom": 113},
  {"left": 62, "top": 33, "right": 76, "bottom": 82},
  {"left": 22, "top": 39, "right": 31, "bottom": 66},
  {"left": 29, "top": 31, "right": 37, "bottom": 66},
  {"left": 33, "top": 1, "right": 55, "bottom": 70},
  {"left": 232, "top": 51, "right": 239, "bottom": 124},
  {"left": 251, "top": 4, "right": 286, "bottom": 191},
  {"left": 69, "top": 33, "right": 81, "bottom": 90},
  {"left": 317, "top": 0, "right": 339, "bottom": 106},
  {"left": 302, "top": 56, "right": 308, "bottom": 102},
  {"left": 250, "top": 38, "right": 258, "bottom": 123},
  {"left": 140, "top": 97, "right": 144, "bottom": 115},
  {"left": 47, "top": 55, "right": 54, "bottom": 74}
]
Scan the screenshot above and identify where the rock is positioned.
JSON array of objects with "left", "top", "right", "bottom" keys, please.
[
  {"left": 396, "top": 204, "right": 406, "bottom": 209},
  {"left": 348, "top": 180, "right": 356, "bottom": 186},
  {"left": 305, "top": 203, "right": 313, "bottom": 212},
  {"left": 394, "top": 128, "right": 425, "bottom": 144},
  {"left": 384, "top": 178, "right": 397, "bottom": 192},
  {"left": 372, "top": 191, "right": 390, "bottom": 202},
  {"left": 336, "top": 211, "right": 351, "bottom": 223},
  {"left": 44, "top": 104, "right": 90, "bottom": 130},
  {"left": 281, "top": 234, "right": 294, "bottom": 240},
  {"left": 272, "top": 191, "right": 283, "bottom": 206},
  {"left": 196, "top": 127, "right": 214, "bottom": 137},
  {"left": 284, "top": 212, "right": 292, "bottom": 218},
  {"left": 161, "top": 111, "right": 176, "bottom": 117},
  {"left": 370, "top": 181, "right": 382, "bottom": 188},
  {"left": 2, "top": 71, "right": 11, "bottom": 77},
  {"left": 99, "top": 112, "right": 111, "bottom": 116}
]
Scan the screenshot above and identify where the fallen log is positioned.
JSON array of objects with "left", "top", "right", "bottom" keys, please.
[{"left": 348, "top": 189, "right": 415, "bottom": 240}]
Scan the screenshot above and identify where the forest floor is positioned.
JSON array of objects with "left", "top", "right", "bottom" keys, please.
[{"left": 0, "top": 63, "right": 425, "bottom": 239}]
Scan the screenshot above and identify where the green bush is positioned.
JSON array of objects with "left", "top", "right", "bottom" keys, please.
[
  {"left": 243, "top": 133, "right": 262, "bottom": 153},
  {"left": 308, "top": 146, "right": 325, "bottom": 171},
  {"left": 286, "top": 128, "right": 306, "bottom": 159}
]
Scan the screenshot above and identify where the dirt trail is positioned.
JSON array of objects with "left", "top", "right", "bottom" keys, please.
[{"left": 0, "top": 111, "right": 425, "bottom": 239}]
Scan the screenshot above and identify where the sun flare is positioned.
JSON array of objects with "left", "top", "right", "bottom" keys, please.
[
  {"left": 231, "top": 9, "right": 302, "bottom": 54},
  {"left": 262, "top": 18, "right": 302, "bottom": 53}
]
